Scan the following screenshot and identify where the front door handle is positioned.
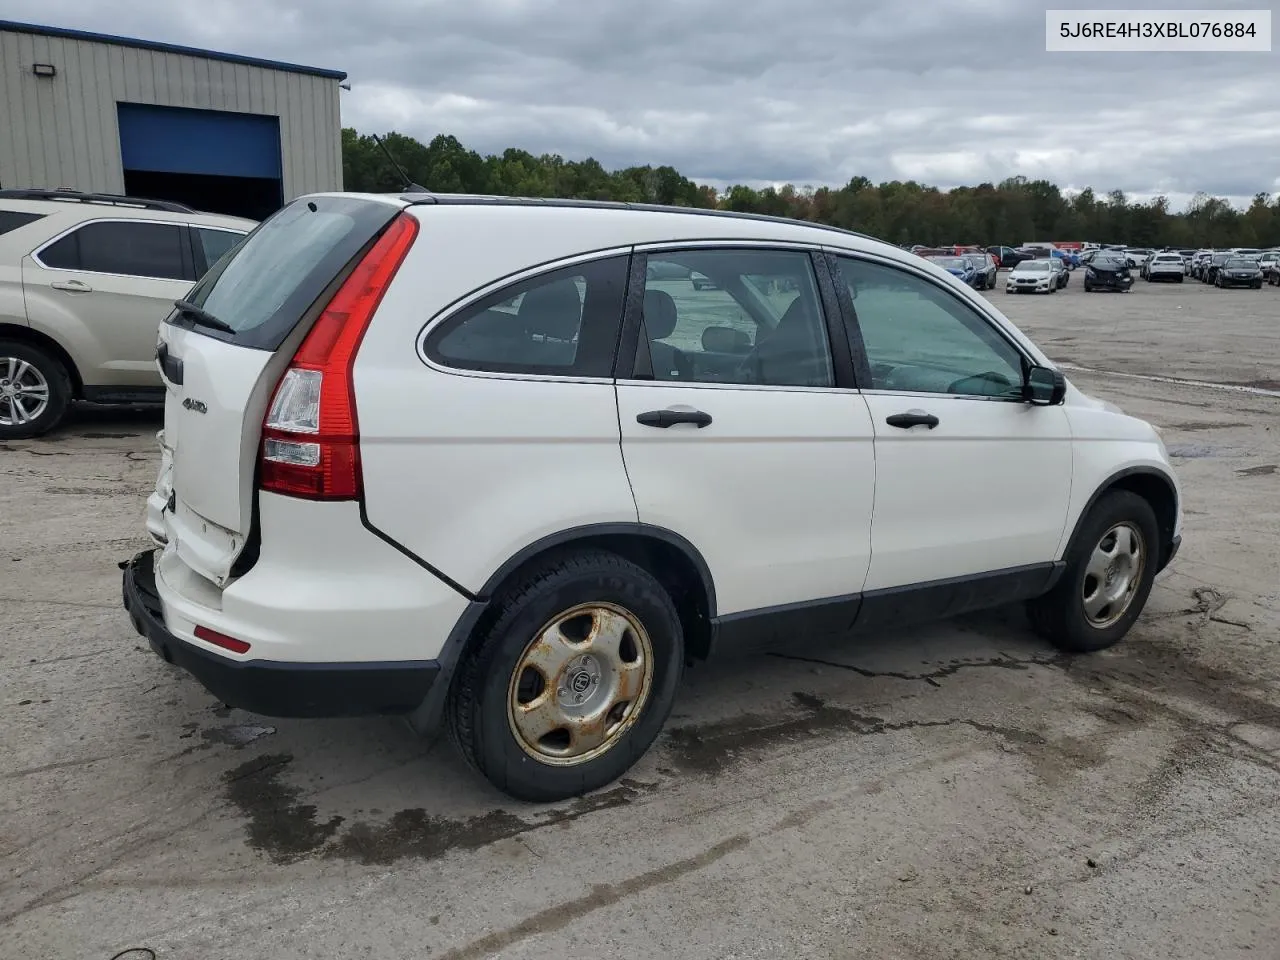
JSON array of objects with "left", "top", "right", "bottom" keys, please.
[
  {"left": 637, "top": 409, "right": 713, "bottom": 429},
  {"left": 51, "top": 279, "right": 92, "bottom": 293},
  {"left": 886, "top": 410, "right": 939, "bottom": 430}
]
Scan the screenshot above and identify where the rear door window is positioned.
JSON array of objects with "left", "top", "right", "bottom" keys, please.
[
  {"left": 38, "top": 220, "right": 188, "bottom": 280},
  {"left": 633, "top": 248, "right": 833, "bottom": 388},
  {"left": 178, "top": 196, "right": 400, "bottom": 351}
]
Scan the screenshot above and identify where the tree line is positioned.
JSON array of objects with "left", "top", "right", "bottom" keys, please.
[{"left": 342, "top": 128, "right": 1280, "bottom": 249}]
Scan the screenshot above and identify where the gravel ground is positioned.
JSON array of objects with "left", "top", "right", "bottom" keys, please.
[{"left": 2, "top": 275, "right": 1278, "bottom": 960}]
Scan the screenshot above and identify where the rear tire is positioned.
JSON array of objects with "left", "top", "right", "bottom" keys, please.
[
  {"left": 0, "top": 340, "right": 72, "bottom": 440},
  {"left": 448, "top": 549, "right": 684, "bottom": 802},
  {"left": 1028, "top": 490, "right": 1160, "bottom": 653}
]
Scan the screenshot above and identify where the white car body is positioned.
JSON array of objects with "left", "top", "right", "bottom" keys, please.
[
  {"left": 120, "top": 193, "right": 1183, "bottom": 799},
  {"left": 1006, "top": 259, "right": 1056, "bottom": 293},
  {"left": 1146, "top": 253, "right": 1185, "bottom": 281}
]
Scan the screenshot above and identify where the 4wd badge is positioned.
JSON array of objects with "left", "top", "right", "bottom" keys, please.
[{"left": 182, "top": 397, "right": 207, "bottom": 414}]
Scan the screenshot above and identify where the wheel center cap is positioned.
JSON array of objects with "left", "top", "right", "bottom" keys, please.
[{"left": 570, "top": 671, "right": 593, "bottom": 694}]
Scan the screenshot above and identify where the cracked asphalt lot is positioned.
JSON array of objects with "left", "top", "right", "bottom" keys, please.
[{"left": 3, "top": 280, "right": 1279, "bottom": 959}]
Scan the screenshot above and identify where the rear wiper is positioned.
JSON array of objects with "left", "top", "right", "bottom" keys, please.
[{"left": 174, "top": 299, "right": 235, "bottom": 335}]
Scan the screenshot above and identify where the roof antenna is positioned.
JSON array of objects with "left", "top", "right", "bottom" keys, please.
[{"left": 371, "top": 133, "right": 427, "bottom": 193}]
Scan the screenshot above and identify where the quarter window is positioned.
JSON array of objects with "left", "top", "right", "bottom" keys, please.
[
  {"left": 425, "top": 256, "right": 628, "bottom": 378},
  {"left": 636, "top": 248, "right": 833, "bottom": 388},
  {"left": 194, "top": 227, "right": 244, "bottom": 274},
  {"left": 0, "top": 210, "right": 44, "bottom": 236},
  {"left": 39, "top": 221, "right": 187, "bottom": 281},
  {"left": 836, "top": 256, "right": 1025, "bottom": 398}
]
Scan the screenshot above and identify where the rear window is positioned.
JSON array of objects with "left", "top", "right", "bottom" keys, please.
[
  {"left": 0, "top": 209, "right": 45, "bottom": 236},
  {"left": 178, "top": 196, "right": 399, "bottom": 351}
]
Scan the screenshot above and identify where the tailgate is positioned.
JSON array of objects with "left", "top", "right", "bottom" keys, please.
[{"left": 152, "top": 196, "right": 405, "bottom": 586}]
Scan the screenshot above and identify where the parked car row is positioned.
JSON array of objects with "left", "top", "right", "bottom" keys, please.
[{"left": 1188, "top": 248, "right": 1275, "bottom": 288}]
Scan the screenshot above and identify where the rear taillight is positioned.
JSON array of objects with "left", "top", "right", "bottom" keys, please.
[{"left": 260, "top": 213, "right": 418, "bottom": 500}]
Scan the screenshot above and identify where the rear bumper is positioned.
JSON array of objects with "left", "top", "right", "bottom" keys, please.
[{"left": 121, "top": 549, "right": 440, "bottom": 717}]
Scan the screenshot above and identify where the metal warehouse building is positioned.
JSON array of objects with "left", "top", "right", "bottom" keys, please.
[{"left": 0, "top": 20, "right": 345, "bottom": 220}]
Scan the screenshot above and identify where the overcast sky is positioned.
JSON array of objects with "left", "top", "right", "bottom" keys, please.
[{"left": 7, "top": 0, "right": 1279, "bottom": 207}]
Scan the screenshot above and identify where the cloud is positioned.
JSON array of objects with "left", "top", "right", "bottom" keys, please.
[{"left": 5, "top": 0, "right": 1278, "bottom": 208}]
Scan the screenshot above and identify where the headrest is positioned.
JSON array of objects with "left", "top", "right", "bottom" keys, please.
[
  {"left": 517, "top": 280, "right": 582, "bottom": 341},
  {"left": 643, "top": 289, "right": 678, "bottom": 340}
]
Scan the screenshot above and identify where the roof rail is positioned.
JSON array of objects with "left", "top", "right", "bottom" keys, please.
[
  {"left": 398, "top": 191, "right": 880, "bottom": 244},
  {"left": 0, "top": 188, "right": 196, "bottom": 213}
]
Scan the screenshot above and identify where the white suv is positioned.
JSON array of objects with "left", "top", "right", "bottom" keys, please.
[
  {"left": 121, "top": 193, "right": 1183, "bottom": 801},
  {"left": 0, "top": 189, "right": 254, "bottom": 438},
  {"left": 1145, "top": 252, "right": 1186, "bottom": 283}
]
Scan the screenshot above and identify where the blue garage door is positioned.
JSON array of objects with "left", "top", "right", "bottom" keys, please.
[{"left": 117, "top": 103, "right": 283, "bottom": 179}]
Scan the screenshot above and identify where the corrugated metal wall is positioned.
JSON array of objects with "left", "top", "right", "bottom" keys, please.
[{"left": 0, "top": 29, "right": 342, "bottom": 198}]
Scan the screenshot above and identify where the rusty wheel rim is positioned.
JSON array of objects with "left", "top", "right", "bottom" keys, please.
[{"left": 506, "top": 602, "right": 654, "bottom": 766}]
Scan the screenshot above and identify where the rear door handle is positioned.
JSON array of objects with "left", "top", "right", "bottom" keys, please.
[
  {"left": 51, "top": 279, "right": 92, "bottom": 293},
  {"left": 885, "top": 410, "right": 939, "bottom": 430},
  {"left": 636, "top": 409, "right": 713, "bottom": 429}
]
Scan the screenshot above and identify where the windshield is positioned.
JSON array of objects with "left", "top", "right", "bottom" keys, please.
[
  {"left": 1225, "top": 259, "right": 1256, "bottom": 268},
  {"left": 1018, "top": 261, "right": 1051, "bottom": 272},
  {"left": 931, "top": 257, "right": 968, "bottom": 269}
]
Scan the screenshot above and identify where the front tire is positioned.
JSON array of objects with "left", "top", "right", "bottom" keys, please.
[
  {"left": 448, "top": 549, "right": 684, "bottom": 802},
  {"left": 0, "top": 340, "right": 72, "bottom": 440},
  {"left": 1028, "top": 490, "right": 1160, "bottom": 653}
]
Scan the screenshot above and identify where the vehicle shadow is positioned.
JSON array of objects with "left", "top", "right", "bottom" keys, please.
[{"left": 156, "top": 602, "right": 1060, "bottom": 866}]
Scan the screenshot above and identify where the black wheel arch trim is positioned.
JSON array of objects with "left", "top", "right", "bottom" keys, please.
[
  {"left": 474, "top": 522, "right": 718, "bottom": 613},
  {"left": 1064, "top": 466, "right": 1180, "bottom": 570},
  {"left": 403, "top": 521, "right": 717, "bottom": 738}
]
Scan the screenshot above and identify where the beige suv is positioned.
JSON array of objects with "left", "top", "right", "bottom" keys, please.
[{"left": 0, "top": 189, "right": 254, "bottom": 438}]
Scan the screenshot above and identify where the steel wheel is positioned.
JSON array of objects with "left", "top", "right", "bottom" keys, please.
[
  {"left": 0, "top": 355, "right": 51, "bottom": 428},
  {"left": 1081, "top": 522, "right": 1146, "bottom": 628},
  {"left": 507, "top": 602, "right": 654, "bottom": 766}
]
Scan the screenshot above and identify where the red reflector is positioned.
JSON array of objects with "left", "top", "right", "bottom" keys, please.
[{"left": 194, "top": 625, "right": 251, "bottom": 655}]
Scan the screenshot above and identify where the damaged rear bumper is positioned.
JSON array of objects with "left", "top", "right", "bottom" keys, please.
[{"left": 120, "top": 549, "right": 440, "bottom": 718}]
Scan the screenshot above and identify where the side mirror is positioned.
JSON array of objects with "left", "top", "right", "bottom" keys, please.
[
  {"left": 1025, "top": 365, "right": 1066, "bottom": 405},
  {"left": 702, "top": 326, "right": 751, "bottom": 354}
]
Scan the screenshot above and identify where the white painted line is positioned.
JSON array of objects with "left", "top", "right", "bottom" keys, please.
[{"left": 1059, "top": 363, "right": 1280, "bottom": 398}]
